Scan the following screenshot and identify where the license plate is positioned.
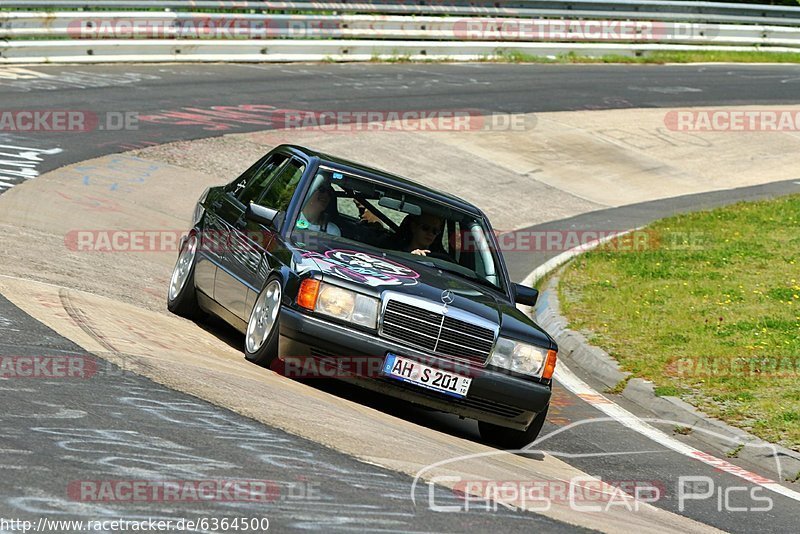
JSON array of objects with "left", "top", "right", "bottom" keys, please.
[{"left": 382, "top": 353, "right": 472, "bottom": 398}]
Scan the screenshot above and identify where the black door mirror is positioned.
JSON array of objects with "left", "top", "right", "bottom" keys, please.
[
  {"left": 514, "top": 284, "right": 539, "bottom": 306},
  {"left": 245, "top": 202, "right": 278, "bottom": 227}
]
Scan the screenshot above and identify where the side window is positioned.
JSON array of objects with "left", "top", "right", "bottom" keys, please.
[
  {"left": 225, "top": 155, "right": 268, "bottom": 196},
  {"left": 255, "top": 158, "right": 306, "bottom": 212},
  {"left": 235, "top": 154, "right": 288, "bottom": 206},
  {"left": 337, "top": 193, "right": 360, "bottom": 220}
]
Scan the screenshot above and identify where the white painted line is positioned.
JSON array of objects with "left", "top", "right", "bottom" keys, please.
[
  {"left": 554, "top": 363, "right": 800, "bottom": 503},
  {"left": 0, "top": 448, "right": 32, "bottom": 454},
  {"left": 523, "top": 234, "right": 800, "bottom": 504},
  {"left": 520, "top": 229, "right": 639, "bottom": 288}
]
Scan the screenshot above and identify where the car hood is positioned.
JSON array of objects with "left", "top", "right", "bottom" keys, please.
[{"left": 294, "top": 234, "right": 555, "bottom": 348}]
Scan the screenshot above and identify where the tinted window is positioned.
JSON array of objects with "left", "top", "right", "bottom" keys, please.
[
  {"left": 225, "top": 155, "right": 266, "bottom": 196},
  {"left": 237, "top": 154, "right": 288, "bottom": 205},
  {"left": 255, "top": 158, "right": 306, "bottom": 212},
  {"left": 290, "top": 168, "right": 506, "bottom": 291}
]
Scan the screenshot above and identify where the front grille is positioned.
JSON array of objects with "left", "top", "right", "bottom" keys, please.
[{"left": 380, "top": 298, "right": 496, "bottom": 366}]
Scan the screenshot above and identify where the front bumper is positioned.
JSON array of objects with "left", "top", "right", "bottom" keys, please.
[{"left": 279, "top": 307, "right": 551, "bottom": 430}]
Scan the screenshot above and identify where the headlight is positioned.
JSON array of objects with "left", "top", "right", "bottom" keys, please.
[
  {"left": 489, "top": 337, "right": 555, "bottom": 378},
  {"left": 306, "top": 282, "right": 379, "bottom": 329},
  {"left": 317, "top": 284, "right": 355, "bottom": 318}
]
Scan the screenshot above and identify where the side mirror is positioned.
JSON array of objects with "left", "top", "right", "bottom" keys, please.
[
  {"left": 245, "top": 203, "right": 278, "bottom": 227},
  {"left": 514, "top": 284, "right": 539, "bottom": 306}
]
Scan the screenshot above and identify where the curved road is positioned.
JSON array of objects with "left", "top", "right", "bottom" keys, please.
[{"left": 1, "top": 63, "right": 799, "bottom": 533}]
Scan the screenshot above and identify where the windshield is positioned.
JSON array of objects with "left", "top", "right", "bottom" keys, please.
[{"left": 291, "top": 167, "right": 506, "bottom": 291}]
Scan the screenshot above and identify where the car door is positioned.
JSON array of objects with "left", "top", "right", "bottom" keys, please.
[
  {"left": 213, "top": 153, "right": 289, "bottom": 318},
  {"left": 237, "top": 157, "right": 308, "bottom": 321},
  {"left": 194, "top": 153, "right": 272, "bottom": 298}
]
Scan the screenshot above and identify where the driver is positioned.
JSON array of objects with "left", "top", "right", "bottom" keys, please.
[{"left": 398, "top": 213, "right": 444, "bottom": 257}]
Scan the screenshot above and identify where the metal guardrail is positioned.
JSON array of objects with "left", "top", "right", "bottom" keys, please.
[
  {"left": 2, "top": 1, "right": 800, "bottom": 62},
  {"left": 4, "top": 1, "right": 800, "bottom": 23},
  {"left": 3, "top": 12, "right": 800, "bottom": 47},
  {"left": 5, "top": 39, "right": 800, "bottom": 64}
]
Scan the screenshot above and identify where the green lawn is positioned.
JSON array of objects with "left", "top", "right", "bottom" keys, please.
[{"left": 558, "top": 194, "right": 800, "bottom": 453}]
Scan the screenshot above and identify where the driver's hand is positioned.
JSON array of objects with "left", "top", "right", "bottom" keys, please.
[
  {"left": 354, "top": 200, "right": 383, "bottom": 225},
  {"left": 411, "top": 249, "right": 430, "bottom": 256}
]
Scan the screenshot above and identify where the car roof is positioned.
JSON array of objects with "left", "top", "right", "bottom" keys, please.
[{"left": 279, "top": 144, "right": 483, "bottom": 217}]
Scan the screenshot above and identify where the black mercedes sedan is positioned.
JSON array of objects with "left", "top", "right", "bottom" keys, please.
[{"left": 167, "top": 144, "right": 557, "bottom": 447}]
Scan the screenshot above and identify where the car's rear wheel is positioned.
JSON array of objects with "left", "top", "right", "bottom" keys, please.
[
  {"left": 167, "top": 234, "right": 201, "bottom": 319},
  {"left": 244, "top": 277, "right": 282, "bottom": 367},
  {"left": 478, "top": 404, "right": 549, "bottom": 450}
]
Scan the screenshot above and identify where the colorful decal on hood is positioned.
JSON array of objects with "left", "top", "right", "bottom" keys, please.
[{"left": 302, "top": 249, "right": 419, "bottom": 287}]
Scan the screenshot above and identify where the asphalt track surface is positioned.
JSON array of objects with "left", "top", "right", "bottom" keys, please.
[
  {"left": 1, "top": 63, "right": 800, "bottom": 532},
  {"left": 0, "top": 294, "right": 574, "bottom": 533}
]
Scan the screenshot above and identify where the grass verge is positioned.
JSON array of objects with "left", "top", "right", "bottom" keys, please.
[
  {"left": 489, "top": 49, "right": 800, "bottom": 64},
  {"left": 366, "top": 49, "right": 800, "bottom": 64},
  {"left": 558, "top": 194, "right": 800, "bottom": 451}
]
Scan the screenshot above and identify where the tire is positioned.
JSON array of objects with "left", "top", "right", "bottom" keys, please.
[
  {"left": 478, "top": 404, "right": 549, "bottom": 450},
  {"left": 244, "top": 277, "right": 282, "bottom": 367},
  {"left": 167, "top": 233, "right": 202, "bottom": 319}
]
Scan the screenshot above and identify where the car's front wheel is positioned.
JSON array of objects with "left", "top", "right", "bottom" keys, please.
[
  {"left": 244, "top": 277, "right": 282, "bottom": 367},
  {"left": 478, "top": 405, "right": 549, "bottom": 450},
  {"left": 167, "top": 233, "right": 201, "bottom": 319}
]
